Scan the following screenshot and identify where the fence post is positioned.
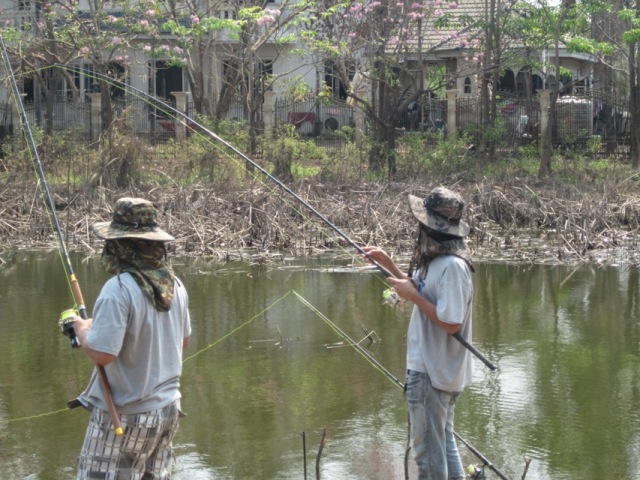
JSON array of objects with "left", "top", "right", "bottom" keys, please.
[
  {"left": 88, "top": 93, "right": 102, "bottom": 142},
  {"left": 171, "top": 91, "right": 189, "bottom": 142},
  {"left": 263, "top": 90, "right": 274, "bottom": 136},
  {"left": 446, "top": 89, "right": 458, "bottom": 137},
  {"left": 354, "top": 106, "right": 365, "bottom": 148}
]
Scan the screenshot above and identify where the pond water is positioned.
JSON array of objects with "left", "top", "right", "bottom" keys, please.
[{"left": 1, "top": 252, "right": 640, "bottom": 480}]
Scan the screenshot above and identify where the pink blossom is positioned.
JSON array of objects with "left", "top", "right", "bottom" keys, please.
[
  {"left": 146, "top": 9, "right": 156, "bottom": 17},
  {"left": 257, "top": 15, "right": 275, "bottom": 26},
  {"left": 448, "top": 1, "right": 457, "bottom": 8},
  {"left": 190, "top": 14, "right": 200, "bottom": 24},
  {"left": 108, "top": 15, "right": 117, "bottom": 23},
  {"left": 140, "top": 19, "right": 149, "bottom": 27},
  {"left": 112, "top": 36, "right": 122, "bottom": 45},
  {"left": 411, "top": 2, "right": 421, "bottom": 8},
  {"left": 143, "top": 45, "right": 152, "bottom": 52},
  {"left": 173, "top": 46, "right": 183, "bottom": 54},
  {"left": 80, "top": 46, "right": 90, "bottom": 55}
]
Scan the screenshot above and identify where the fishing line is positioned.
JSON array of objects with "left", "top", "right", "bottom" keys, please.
[
  {"left": 0, "top": 35, "right": 124, "bottom": 436},
  {"left": 48, "top": 64, "right": 379, "bottom": 281},
  {"left": 55, "top": 64, "right": 496, "bottom": 371},
  {"left": 181, "top": 289, "right": 294, "bottom": 364},
  {"left": 1, "top": 280, "right": 507, "bottom": 478},
  {"left": 59, "top": 65, "right": 394, "bottom": 272},
  {"left": 3, "top": 61, "right": 500, "bottom": 468},
  {"left": 292, "top": 290, "right": 404, "bottom": 388}
]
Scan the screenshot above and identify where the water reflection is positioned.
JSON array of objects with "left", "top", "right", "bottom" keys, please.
[{"left": 1, "top": 253, "right": 639, "bottom": 479}]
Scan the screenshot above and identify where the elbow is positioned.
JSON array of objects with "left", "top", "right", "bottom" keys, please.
[
  {"left": 444, "top": 323, "right": 462, "bottom": 335},
  {"left": 94, "top": 352, "right": 117, "bottom": 366},
  {"left": 83, "top": 345, "right": 116, "bottom": 366}
]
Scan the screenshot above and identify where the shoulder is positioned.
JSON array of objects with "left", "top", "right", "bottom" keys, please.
[
  {"left": 432, "top": 255, "right": 469, "bottom": 271},
  {"left": 99, "top": 273, "right": 140, "bottom": 300},
  {"left": 432, "top": 255, "right": 473, "bottom": 285}
]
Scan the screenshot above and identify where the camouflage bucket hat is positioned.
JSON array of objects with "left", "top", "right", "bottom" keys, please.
[
  {"left": 92, "top": 197, "right": 175, "bottom": 242},
  {"left": 409, "top": 187, "right": 470, "bottom": 238}
]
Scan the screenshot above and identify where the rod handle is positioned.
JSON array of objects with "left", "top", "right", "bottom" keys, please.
[
  {"left": 453, "top": 332, "right": 497, "bottom": 371},
  {"left": 97, "top": 366, "right": 124, "bottom": 436},
  {"left": 71, "top": 274, "right": 124, "bottom": 436}
]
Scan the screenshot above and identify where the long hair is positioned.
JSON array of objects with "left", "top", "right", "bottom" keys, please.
[{"left": 407, "top": 224, "right": 473, "bottom": 279}]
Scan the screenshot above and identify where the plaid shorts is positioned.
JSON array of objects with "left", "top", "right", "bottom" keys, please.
[{"left": 76, "top": 401, "right": 181, "bottom": 480}]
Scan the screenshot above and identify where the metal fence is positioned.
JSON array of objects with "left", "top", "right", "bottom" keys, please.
[
  {"left": 274, "top": 96, "right": 355, "bottom": 136},
  {"left": 20, "top": 96, "right": 91, "bottom": 139},
  {"left": 3, "top": 89, "right": 632, "bottom": 160},
  {"left": 456, "top": 89, "right": 630, "bottom": 156},
  {"left": 397, "top": 95, "right": 447, "bottom": 134}
]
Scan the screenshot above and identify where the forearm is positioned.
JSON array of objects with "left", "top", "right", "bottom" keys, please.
[{"left": 361, "top": 247, "right": 407, "bottom": 279}]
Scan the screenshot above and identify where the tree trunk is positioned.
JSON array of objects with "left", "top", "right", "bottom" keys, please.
[
  {"left": 369, "top": 122, "right": 396, "bottom": 175},
  {"left": 630, "top": 42, "right": 640, "bottom": 169}
]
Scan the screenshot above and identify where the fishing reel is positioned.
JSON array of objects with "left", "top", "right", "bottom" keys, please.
[
  {"left": 382, "top": 287, "right": 405, "bottom": 311},
  {"left": 59, "top": 309, "right": 81, "bottom": 348},
  {"left": 466, "top": 465, "right": 486, "bottom": 479}
]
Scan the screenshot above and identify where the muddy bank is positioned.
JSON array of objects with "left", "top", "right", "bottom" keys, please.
[{"left": 1, "top": 179, "right": 640, "bottom": 268}]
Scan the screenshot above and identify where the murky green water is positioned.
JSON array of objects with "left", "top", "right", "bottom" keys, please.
[{"left": 1, "top": 252, "right": 639, "bottom": 479}]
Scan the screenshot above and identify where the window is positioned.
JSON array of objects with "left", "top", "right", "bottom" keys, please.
[
  {"left": 256, "top": 59, "right": 274, "bottom": 91},
  {"left": 464, "top": 77, "right": 471, "bottom": 94},
  {"left": 152, "top": 61, "right": 183, "bottom": 99},
  {"left": 324, "top": 60, "right": 354, "bottom": 100}
]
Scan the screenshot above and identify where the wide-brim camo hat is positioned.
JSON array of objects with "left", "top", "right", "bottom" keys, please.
[
  {"left": 92, "top": 197, "right": 175, "bottom": 242},
  {"left": 409, "top": 187, "right": 470, "bottom": 238}
]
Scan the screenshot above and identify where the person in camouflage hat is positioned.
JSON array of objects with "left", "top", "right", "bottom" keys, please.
[
  {"left": 361, "top": 187, "right": 474, "bottom": 480},
  {"left": 72, "top": 197, "right": 192, "bottom": 479}
]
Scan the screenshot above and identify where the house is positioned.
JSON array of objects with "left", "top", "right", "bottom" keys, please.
[{"left": 0, "top": 0, "right": 599, "bottom": 139}]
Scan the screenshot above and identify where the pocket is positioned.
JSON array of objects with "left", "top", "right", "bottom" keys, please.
[{"left": 405, "top": 371, "right": 424, "bottom": 406}]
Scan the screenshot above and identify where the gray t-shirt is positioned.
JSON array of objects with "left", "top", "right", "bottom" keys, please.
[
  {"left": 79, "top": 272, "right": 192, "bottom": 414},
  {"left": 405, "top": 255, "right": 473, "bottom": 392}
]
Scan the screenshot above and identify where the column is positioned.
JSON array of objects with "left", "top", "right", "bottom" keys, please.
[
  {"left": 446, "top": 89, "right": 457, "bottom": 138},
  {"left": 88, "top": 93, "right": 102, "bottom": 142},
  {"left": 171, "top": 91, "right": 189, "bottom": 142}
]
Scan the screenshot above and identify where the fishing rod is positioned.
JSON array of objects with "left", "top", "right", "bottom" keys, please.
[
  {"left": 294, "top": 291, "right": 510, "bottom": 479},
  {"left": 0, "top": 40, "right": 123, "bottom": 436},
  {"left": 293, "top": 291, "right": 405, "bottom": 389},
  {"left": 60, "top": 66, "right": 505, "bottom": 472},
  {"left": 62, "top": 65, "right": 496, "bottom": 372},
  {"left": 454, "top": 432, "right": 510, "bottom": 480}
]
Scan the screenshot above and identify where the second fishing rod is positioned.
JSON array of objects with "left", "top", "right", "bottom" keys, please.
[
  {"left": 61, "top": 64, "right": 496, "bottom": 372},
  {"left": 1, "top": 44, "right": 123, "bottom": 436}
]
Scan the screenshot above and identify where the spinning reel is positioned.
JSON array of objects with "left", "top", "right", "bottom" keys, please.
[{"left": 58, "top": 309, "right": 81, "bottom": 348}]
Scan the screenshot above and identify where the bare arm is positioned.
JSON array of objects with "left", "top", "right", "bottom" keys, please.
[
  {"left": 360, "top": 246, "right": 408, "bottom": 279},
  {"left": 74, "top": 317, "right": 117, "bottom": 366}
]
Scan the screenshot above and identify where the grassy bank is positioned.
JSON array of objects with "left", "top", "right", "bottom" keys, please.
[{"left": 1, "top": 123, "right": 640, "bottom": 267}]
